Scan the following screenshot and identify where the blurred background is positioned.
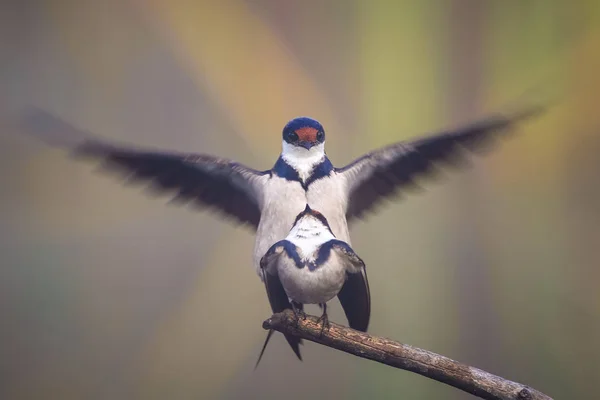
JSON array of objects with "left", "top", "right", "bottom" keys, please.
[{"left": 1, "top": 0, "right": 599, "bottom": 399}]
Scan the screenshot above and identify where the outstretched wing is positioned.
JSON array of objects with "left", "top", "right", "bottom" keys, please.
[
  {"left": 331, "top": 241, "right": 370, "bottom": 332},
  {"left": 17, "top": 108, "right": 267, "bottom": 228},
  {"left": 337, "top": 106, "right": 544, "bottom": 222}
]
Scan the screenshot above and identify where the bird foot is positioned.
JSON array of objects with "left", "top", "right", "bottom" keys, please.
[
  {"left": 291, "top": 302, "right": 306, "bottom": 326},
  {"left": 316, "top": 312, "right": 330, "bottom": 336}
]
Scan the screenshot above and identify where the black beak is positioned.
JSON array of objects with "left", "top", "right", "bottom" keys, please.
[{"left": 299, "top": 141, "right": 315, "bottom": 150}]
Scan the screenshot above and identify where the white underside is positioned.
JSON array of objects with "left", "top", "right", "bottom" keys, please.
[
  {"left": 277, "top": 215, "right": 347, "bottom": 304},
  {"left": 253, "top": 142, "right": 353, "bottom": 304},
  {"left": 277, "top": 252, "right": 347, "bottom": 304}
]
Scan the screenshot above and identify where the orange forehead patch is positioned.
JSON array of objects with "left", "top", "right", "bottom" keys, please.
[{"left": 294, "top": 126, "right": 318, "bottom": 142}]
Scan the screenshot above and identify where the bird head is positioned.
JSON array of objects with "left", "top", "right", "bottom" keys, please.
[
  {"left": 282, "top": 117, "right": 325, "bottom": 151},
  {"left": 291, "top": 204, "right": 334, "bottom": 234}
]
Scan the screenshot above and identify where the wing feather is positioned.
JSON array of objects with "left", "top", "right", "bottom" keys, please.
[
  {"left": 338, "top": 106, "right": 544, "bottom": 221},
  {"left": 331, "top": 242, "right": 371, "bottom": 332},
  {"left": 18, "top": 108, "right": 266, "bottom": 228}
]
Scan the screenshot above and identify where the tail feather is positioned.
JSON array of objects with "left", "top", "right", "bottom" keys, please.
[
  {"left": 285, "top": 303, "right": 304, "bottom": 361},
  {"left": 254, "top": 330, "right": 302, "bottom": 370},
  {"left": 285, "top": 334, "right": 303, "bottom": 361},
  {"left": 254, "top": 329, "right": 275, "bottom": 369}
]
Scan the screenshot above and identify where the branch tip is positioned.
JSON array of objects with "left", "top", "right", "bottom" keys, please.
[{"left": 262, "top": 318, "right": 272, "bottom": 330}]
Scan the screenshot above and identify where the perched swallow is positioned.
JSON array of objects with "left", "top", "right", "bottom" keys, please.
[
  {"left": 16, "top": 104, "right": 543, "bottom": 361},
  {"left": 255, "top": 204, "right": 369, "bottom": 366}
]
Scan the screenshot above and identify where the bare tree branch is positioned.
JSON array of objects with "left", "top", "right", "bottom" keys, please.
[{"left": 263, "top": 310, "right": 552, "bottom": 400}]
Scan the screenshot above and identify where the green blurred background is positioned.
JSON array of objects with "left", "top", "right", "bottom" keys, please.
[{"left": 1, "top": 1, "right": 599, "bottom": 399}]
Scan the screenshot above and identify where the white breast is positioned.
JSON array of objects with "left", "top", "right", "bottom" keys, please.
[
  {"left": 305, "top": 174, "right": 350, "bottom": 242},
  {"left": 281, "top": 141, "right": 325, "bottom": 181},
  {"left": 276, "top": 244, "right": 347, "bottom": 305},
  {"left": 287, "top": 217, "right": 335, "bottom": 258},
  {"left": 254, "top": 176, "right": 307, "bottom": 274},
  {"left": 253, "top": 168, "right": 350, "bottom": 277}
]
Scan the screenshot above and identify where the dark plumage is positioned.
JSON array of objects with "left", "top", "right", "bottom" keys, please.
[{"left": 336, "top": 106, "right": 545, "bottom": 221}]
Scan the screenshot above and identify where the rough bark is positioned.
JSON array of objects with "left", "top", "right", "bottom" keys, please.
[{"left": 263, "top": 310, "right": 552, "bottom": 400}]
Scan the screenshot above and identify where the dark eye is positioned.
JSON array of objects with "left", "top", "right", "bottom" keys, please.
[
  {"left": 317, "top": 131, "right": 325, "bottom": 141},
  {"left": 287, "top": 131, "right": 298, "bottom": 141}
]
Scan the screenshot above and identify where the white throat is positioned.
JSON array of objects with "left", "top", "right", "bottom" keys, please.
[
  {"left": 288, "top": 216, "right": 335, "bottom": 259},
  {"left": 281, "top": 141, "right": 325, "bottom": 181}
]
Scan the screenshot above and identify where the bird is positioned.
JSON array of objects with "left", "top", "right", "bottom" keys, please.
[
  {"left": 255, "top": 204, "right": 369, "bottom": 367},
  {"left": 15, "top": 103, "right": 544, "bottom": 361}
]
